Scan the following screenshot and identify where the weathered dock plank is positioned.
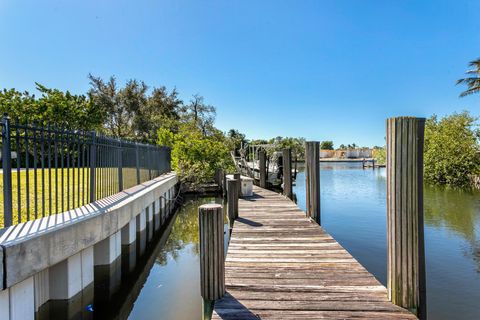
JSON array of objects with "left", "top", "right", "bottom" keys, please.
[{"left": 212, "top": 186, "right": 417, "bottom": 320}]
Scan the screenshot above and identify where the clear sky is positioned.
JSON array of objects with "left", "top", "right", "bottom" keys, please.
[{"left": 1, "top": 0, "right": 479, "bottom": 147}]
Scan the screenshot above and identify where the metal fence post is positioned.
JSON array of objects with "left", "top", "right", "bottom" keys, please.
[
  {"left": 89, "top": 131, "right": 97, "bottom": 202},
  {"left": 148, "top": 146, "right": 152, "bottom": 180},
  {"left": 2, "top": 114, "right": 13, "bottom": 227},
  {"left": 167, "top": 148, "right": 172, "bottom": 172},
  {"left": 135, "top": 143, "right": 141, "bottom": 184},
  {"left": 117, "top": 140, "right": 123, "bottom": 192}
]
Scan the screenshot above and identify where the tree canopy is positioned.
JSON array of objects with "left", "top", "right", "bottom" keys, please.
[
  {"left": 320, "top": 141, "right": 334, "bottom": 150},
  {"left": 0, "top": 83, "right": 103, "bottom": 130},
  {"left": 424, "top": 111, "right": 479, "bottom": 187}
]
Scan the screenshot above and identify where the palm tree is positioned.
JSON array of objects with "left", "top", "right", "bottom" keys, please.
[{"left": 457, "top": 58, "right": 480, "bottom": 97}]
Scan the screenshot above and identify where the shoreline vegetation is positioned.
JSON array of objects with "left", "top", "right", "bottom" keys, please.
[{"left": 1, "top": 75, "right": 479, "bottom": 191}]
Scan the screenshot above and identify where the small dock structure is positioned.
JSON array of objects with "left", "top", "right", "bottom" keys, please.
[{"left": 211, "top": 186, "right": 417, "bottom": 319}]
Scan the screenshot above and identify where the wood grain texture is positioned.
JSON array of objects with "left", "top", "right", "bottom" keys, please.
[
  {"left": 228, "top": 179, "right": 239, "bottom": 224},
  {"left": 199, "top": 204, "right": 225, "bottom": 301},
  {"left": 212, "top": 186, "right": 417, "bottom": 320},
  {"left": 386, "top": 117, "right": 426, "bottom": 318},
  {"left": 305, "top": 142, "right": 320, "bottom": 225},
  {"left": 282, "top": 148, "right": 293, "bottom": 200},
  {"left": 259, "top": 151, "right": 267, "bottom": 188}
]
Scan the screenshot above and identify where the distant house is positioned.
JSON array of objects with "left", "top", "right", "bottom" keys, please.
[{"left": 320, "top": 148, "right": 372, "bottom": 159}]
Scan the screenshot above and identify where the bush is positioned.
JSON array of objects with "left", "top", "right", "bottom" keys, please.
[
  {"left": 158, "top": 121, "right": 234, "bottom": 189},
  {"left": 424, "top": 112, "right": 479, "bottom": 187},
  {"left": 373, "top": 148, "right": 386, "bottom": 165}
]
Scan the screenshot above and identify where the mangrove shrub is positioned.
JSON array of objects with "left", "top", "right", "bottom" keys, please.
[{"left": 424, "top": 112, "right": 479, "bottom": 187}]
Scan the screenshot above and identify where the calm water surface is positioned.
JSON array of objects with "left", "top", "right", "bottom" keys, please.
[
  {"left": 89, "top": 162, "right": 479, "bottom": 319},
  {"left": 294, "top": 162, "right": 480, "bottom": 320},
  {"left": 127, "top": 196, "right": 226, "bottom": 320}
]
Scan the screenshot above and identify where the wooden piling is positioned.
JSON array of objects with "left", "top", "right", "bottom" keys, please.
[
  {"left": 233, "top": 173, "right": 241, "bottom": 197},
  {"left": 282, "top": 148, "right": 293, "bottom": 199},
  {"left": 259, "top": 150, "right": 267, "bottom": 188},
  {"left": 386, "top": 117, "right": 426, "bottom": 319},
  {"left": 214, "top": 168, "right": 223, "bottom": 191},
  {"left": 305, "top": 141, "right": 320, "bottom": 225},
  {"left": 199, "top": 203, "right": 225, "bottom": 301},
  {"left": 227, "top": 179, "right": 239, "bottom": 224},
  {"left": 222, "top": 171, "right": 227, "bottom": 198}
]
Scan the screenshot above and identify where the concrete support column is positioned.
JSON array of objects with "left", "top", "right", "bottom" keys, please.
[
  {"left": 0, "top": 277, "right": 35, "bottom": 320},
  {"left": 34, "top": 269, "right": 49, "bottom": 312},
  {"left": 147, "top": 205, "right": 154, "bottom": 241},
  {"left": 136, "top": 210, "right": 147, "bottom": 256},
  {"left": 0, "top": 289, "right": 9, "bottom": 320},
  {"left": 94, "top": 232, "right": 121, "bottom": 305},
  {"left": 120, "top": 217, "right": 137, "bottom": 276},
  {"left": 136, "top": 209, "right": 146, "bottom": 233},
  {"left": 154, "top": 198, "right": 161, "bottom": 231},
  {"left": 49, "top": 247, "right": 94, "bottom": 300},
  {"left": 121, "top": 217, "right": 136, "bottom": 245},
  {"left": 94, "top": 231, "right": 121, "bottom": 266}
]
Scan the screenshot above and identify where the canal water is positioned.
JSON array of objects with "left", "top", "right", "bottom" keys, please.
[
  {"left": 295, "top": 162, "right": 480, "bottom": 320},
  {"left": 44, "top": 162, "right": 480, "bottom": 319}
]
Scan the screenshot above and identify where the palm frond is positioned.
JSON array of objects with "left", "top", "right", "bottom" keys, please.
[
  {"left": 457, "top": 58, "right": 480, "bottom": 97},
  {"left": 459, "top": 87, "right": 480, "bottom": 97}
]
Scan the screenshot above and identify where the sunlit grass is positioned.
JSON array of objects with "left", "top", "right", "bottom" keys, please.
[{"left": 0, "top": 167, "right": 151, "bottom": 228}]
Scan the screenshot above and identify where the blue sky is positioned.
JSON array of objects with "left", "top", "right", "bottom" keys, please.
[{"left": 1, "top": 0, "right": 479, "bottom": 147}]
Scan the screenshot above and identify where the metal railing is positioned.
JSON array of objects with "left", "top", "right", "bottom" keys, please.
[{"left": 0, "top": 114, "right": 171, "bottom": 229}]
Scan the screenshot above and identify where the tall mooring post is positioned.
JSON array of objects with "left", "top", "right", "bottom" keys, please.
[
  {"left": 214, "top": 168, "right": 224, "bottom": 193},
  {"left": 199, "top": 204, "right": 225, "bottom": 301},
  {"left": 227, "top": 179, "right": 239, "bottom": 226},
  {"left": 282, "top": 148, "right": 293, "bottom": 200},
  {"left": 223, "top": 171, "right": 228, "bottom": 198},
  {"left": 386, "top": 117, "right": 426, "bottom": 319},
  {"left": 234, "top": 172, "right": 241, "bottom": 197},
  {"left": 259, "top": 150, "right": 267, "bottom": 188},
  {"left": 305, "top": 141, "right": 320, "bottom": 224}
]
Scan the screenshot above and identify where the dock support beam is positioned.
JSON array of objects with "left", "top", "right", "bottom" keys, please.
[
  {"left": 227, "top": 179, "right": 239, "bottom": 226},
  {"left": 259, "top": 150, "right": 267, "bottom": 188},
  {"left": 282, "top": 148, "right": 293, "bottom": 200},
  {"left": 386, "top": 117, "right": 426, "bottom": 319},
  {"left": 199, "top": 204, "right": 225, "bottom": 301},
  {"left": 305, "top": 141, "right": 320, "bottom": 224}
]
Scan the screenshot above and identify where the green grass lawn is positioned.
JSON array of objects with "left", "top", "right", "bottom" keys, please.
[{"left": 0, "top": 167, "right": 149, "bottom": 228}]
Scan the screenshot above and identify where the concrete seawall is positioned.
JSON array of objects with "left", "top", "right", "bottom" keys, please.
[{"left": 0, "top": 171, "right": 178, "bottom": 320}]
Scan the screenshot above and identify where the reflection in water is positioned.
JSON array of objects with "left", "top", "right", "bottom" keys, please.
[
  {"left": 294, "top": 163, "right": 480, "bottom": 320},
  {"left": 128, "top": 196, "right": 226, "bottom": 320},
  {"left": 38, "top": 195, "right": 224, "bottom": 320}
]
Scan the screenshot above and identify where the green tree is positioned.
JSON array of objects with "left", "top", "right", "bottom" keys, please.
[
  {"left": 158, "top": 120, "right": 234, "bottom": 188},
  {"left": 226, "top": 129, "right": 247, "bottom": 154},
  {"left": 88, "top": 74, "right": 147, "bottom": 139},
  {"left": 457, "top": 58, "right": 480, "bottom": 97},
  {"left": 182, "top": 94, "right": 216, "bottom": 136},
  {"left": 424, "top": 111, "right": 479, "bottom": 187},
  {"left": 373, "top": 147, "right": 386, "bottom": 165},
  {"left": 0, "top": 84, "right": 102, "bottom": 130},
  {"left": 88, "top": 74, "right": 182, "bottom": 142},
  {"left": 320, "top": 141, "right": 334, "bottom": 150}
]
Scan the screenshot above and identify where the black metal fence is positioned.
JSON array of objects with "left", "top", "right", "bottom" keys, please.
[{"left": 0, "top": 114, "right": 171, "bottom": 229}]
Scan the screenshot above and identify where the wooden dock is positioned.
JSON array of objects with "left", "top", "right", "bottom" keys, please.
[{"left": 212, "top": 186, "right": 417, "bottom": 319}]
